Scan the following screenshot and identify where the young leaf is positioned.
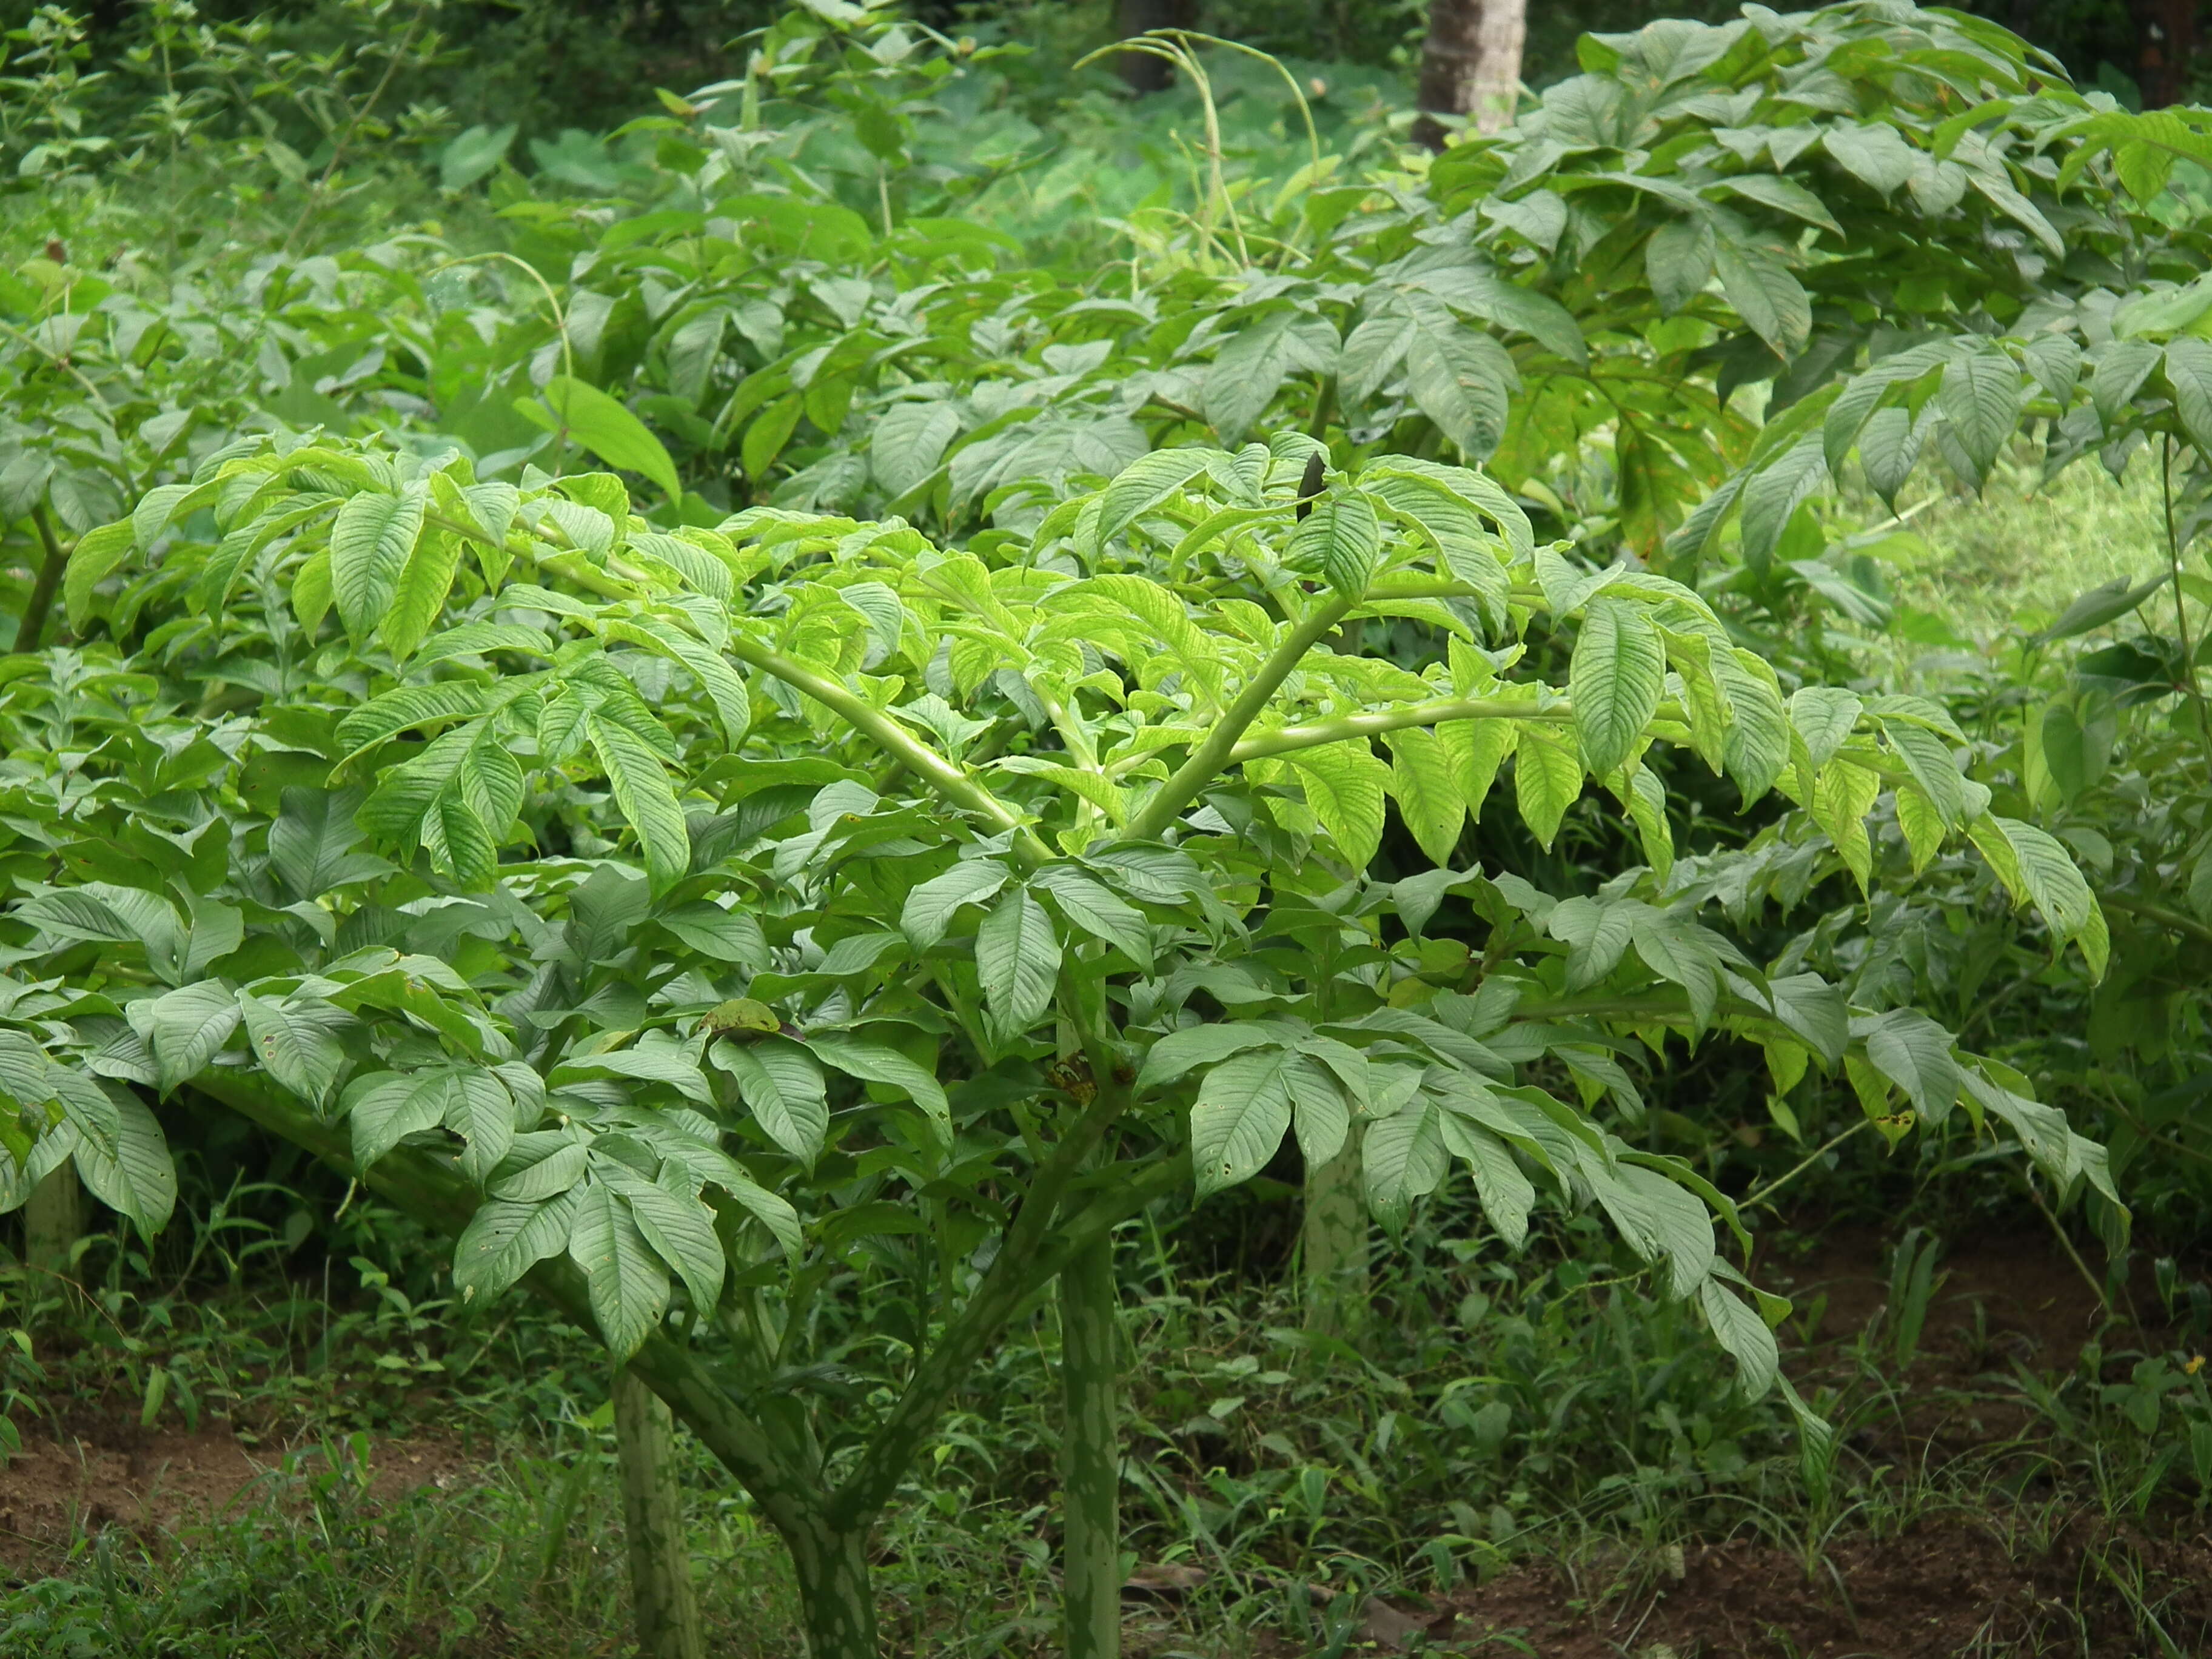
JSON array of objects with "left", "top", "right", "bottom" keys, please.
[
  {"left": 1569, "top": 600, "right": 1666, "bottom": 780},
  {"left": 586, "top": 709, "right": 691, "bottom": 895},
  {"left": 976, "top": 888, "right": 1061, "bottom": 1042},
  {"left": 1287, "top": 488, "right": 1382, "bottom": 597},
  {"left": 330, "top": 485, "right": 427, "bottom": 647}
]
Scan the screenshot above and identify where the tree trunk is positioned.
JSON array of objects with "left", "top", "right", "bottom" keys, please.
[
  {"left": 22, "top": 1162, "right": 82, "bottom": 1279},
  {"left": 1116, "top": 0, "right": 1197, "bottom": 95},
  {"left": 2134, "top": 0, "right": 2199, "bottom": 107},
  {"left": 1413, "top": 0, "right": 1527, "bottom": 149},
  {"left": 1058, "top": 1245, "right": 1122, "bottom": 1659},
  {"left": 612, "top": 1366, "right": 706, "bottom": 1659},
  {"left": 1301, "top": 1138, "right": 1367, "bottom": 1338},
  {"left": 788, "top": 1522, "right": 879, "bottom": 1659}
]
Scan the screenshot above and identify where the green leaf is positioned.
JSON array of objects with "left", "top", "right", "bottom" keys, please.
[
  {"left": 1191, "top": 1045, "right": 1339, "bottom": 1196},
  {"left": 1404, "top": 318, "right": 1515, "bottom": 460},
  {"left": 1362, "top": 1099, "right": 1448, "bottom": 1233},
  {"left": 1138, "top": 1021, "right": 1297, "bottom": 1088},
  {"left": 566, "top": 1180, "right": 670, "bottom": 1360},
  {"left": 441, "top": 122, "right": 517, "bottom": 190},
  {"left": 1764, "top": 974, "right": 1847, "bottom": 1066},
  {"left": 1700, "top": 1278, "right": 1779, "bottom": 1400},
  {"left": 659, "top": 903, "right": 769, "bottom": 966},
  {"left": 976, "top": 888, "right": 1060, "bottom": 1044},
  {"left": 871, "top": 401, "right": 962, "bottom": 500},
  {"left": 1712, "top": 237, "right": 1809, "bottom": 357},
  {"left": 1569, "top": 599, "right": 1666, "bottom": 780},
  {"left": 803, "top": 1031, "right": 950, "bottom": 1134},
  {"left": 1857, "top": 1008, "right": 1960, "bottom": 1124},
  {"left": 1880, "top": 717, "right": 1964, "bottom": 828},
  {"left": 611, "top": 1165, "right": 725, "bottom": 1317},
  {"left": 489, "top": 1136, "right": 589, "bottom": 1201},
  {"left": 269, "top": 787, "right": 384, "bottom": 898},
  {"left": 330, "top": 486, "right": 427, "bottom": 648},
  {"left": 1810, "top": 759, "right": 1880, "bottom": 893},
  {"left": 292, "top": 548, "right": 334, "bottom": 635},
  {"left": 1590, "top": 1161, "right": 1714, "bottom": 1298},
  {"left": 1737, "top": 438, "right": 1828, "bottom": 571},
  {"left": 1202, "top": 310, "right": 1322, "bottom": 445},
  {"left": 1789, "top": 687, "right": 1863, "bottom": 769},
  {"left": 1712, "top": 173, "right": 1841, "bottom": 234},
  {"left": 586, "top": 709, "right": 690, "bottom": 895},
  {"left": 902, "top": 858, "right": 1010, "bottom": 949},
  {"left": 1937, "top": 346, "right": 2022, "bottom": 486},
  {"left": 440, "top": 1071, "right": 518, "bottom": 1185},
  {"left": 1384, "top": 728, "right": 1466, "bottom": 868},
  {"left": 1645, "top": 218, "right": 1715, "bottom": 316},
  {"left": 1283, "top": 741, "right": 1389, "bottom": 870},
  {"left": 2036, "top": 574, "right": 2168, "bottom": 643},
  {"left": 1434, "top": 1090, "right": 1536, "bottom": 1245},
  {"left": 2091, "top": 339, "right": 2162, "bottom": 429},
  {"left": 1031, "top": 865, "right": 1154, "bottom": 969},
  {"left": 381, "top": 527, "right": 462, "bottom": 663},
  {"left": 1714, "top": 648, "right": 1789, "bottom": 806},
  {"left": 2165, "top": 338, "right": 2212, "bottom": 458},
  {"left": 1439, "top": 716, "right": 1517, "bottom": 820},
  {"left": 1287, "top": 488, "right": 1382, "bottom": 597},
  {"left": 1512, "top": 726, "right": 1581, "bottom": 850},
  {"left": 238, "top": 994, "right": 349, "bottom": 1110},
  {"left": 1823, "top": 123, "right": 1918, "bottom": 194},
  {"left": 712, "top": 1037, "right": 828, "bottom": 1165},
  {"left": 343, "top": 1071, "right": 449, "bottom": 1169},
  {"left": 63, "top": 520, "right": 135, "bottom": 628},
  {"left": 335, "top": 682, "right": 492, "bottom": 764},
  {"left": 1970, "top": 815, "right": 2105, "bottom": 975},
  {"left": 531, "top": 376, "right": 680, "bottom": 502},
  {"left": 139, "top": 982, "right": 241, "bottom": 1096},
  {"left": 70, "top": 1091, "right": 174, "bottom": 1239},
  {"left": 454, "top": 1190, "right": 581, "bottom": 1306},
  {"left": 1094, "top": 449, "right": 1222, "bottom": 549}
]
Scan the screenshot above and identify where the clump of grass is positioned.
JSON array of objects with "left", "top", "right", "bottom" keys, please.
[{"left": 1871, "top": 453, "right": 2170, "bottom": 643}]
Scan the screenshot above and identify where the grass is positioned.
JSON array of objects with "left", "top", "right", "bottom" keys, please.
[
  {"left": 1832, "top": 449, "right": 2174, "bottom": 653},
  {"left": 1, "top": 1181, "right": 2206, "bottom": 1658}
]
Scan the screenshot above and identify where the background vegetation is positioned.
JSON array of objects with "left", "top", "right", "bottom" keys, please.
[{"left": 0, "top": 2, "right": 2209, "bottom": 1656}]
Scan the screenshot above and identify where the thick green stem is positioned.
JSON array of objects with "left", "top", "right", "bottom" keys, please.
[
  {"left": 828, "top": 1075, "right": 1135, "bottom": 1528},
  {"left": 1058, "top": 1242, "right": 1122, "bottom": 1659},
  {"left": 788, "top": 1521, "right": 879, "bottom": 1659},
  {"left": 22, "top": 1160, "right": 81, "bottom": 1278},
  {"left": 1301, "top": 1134, "right": 1367, "bottom": 1337},
  {"left": 17, "top": 504, "right": 67, "bottom": 654},
  {"left": 1227, "top": 695, "right": 1562, "bottom": 765},
  {"left": 613, "top": 1366, "right": 706, "bottom": 1659},
  {"left": 1126, "top": 592, "right": 1356, "bottom": 841}
]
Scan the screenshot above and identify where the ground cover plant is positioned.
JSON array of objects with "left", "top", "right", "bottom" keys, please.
[{"left": 0, "top": 2, "right": 2208, "bottom": 1656}]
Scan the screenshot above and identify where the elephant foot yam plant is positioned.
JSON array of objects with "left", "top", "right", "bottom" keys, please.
[{"left": 0, "top": 425, "right": 2117, "bottom": 1654}]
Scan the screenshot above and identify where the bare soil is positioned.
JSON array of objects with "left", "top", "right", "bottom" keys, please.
[
  {"left": 1358, "top": 1518, "right": 2212, "bottom": 1657},
  {"left": 0, "top": 1415, "right": 475, "bottom": 1567}
]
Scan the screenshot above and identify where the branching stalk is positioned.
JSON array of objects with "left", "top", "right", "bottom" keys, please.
[
  {"left": 16, "top": 504, "right": 69, "bottom": 652},
  {"left": 719, "top": 632, "right": 1050, "bottom": 867},
  {"left": 1125, "top": 592, "right": 1356, "bottom": 840},
  {"left": 1227, "top": 695, "right": 1564, "bottom": 764}
]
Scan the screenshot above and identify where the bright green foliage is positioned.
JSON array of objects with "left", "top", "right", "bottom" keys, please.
[
  {"left": 2, "top": 0, "right": 2200, "bottom": 1644},
  {"left": 0, "top": 411, "right": 2117, "bottom": 1638}
]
